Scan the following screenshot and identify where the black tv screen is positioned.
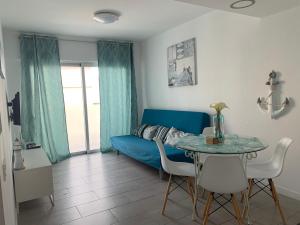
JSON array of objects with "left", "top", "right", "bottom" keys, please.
[{"left": 9, "top": 92, "right": 20, "bottom": 126}]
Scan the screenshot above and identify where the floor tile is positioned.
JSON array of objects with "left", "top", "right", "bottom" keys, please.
[
  {"left": 62, "top": 210, "right": 117, "bottom": 225},
  {"left": 77, "top": 194, "right": 131, "bottom": 217},
  {"left": 18, "top": 152, "right": 300, "bottom": 225},
  {"left": 19, "top": 207, "right": 81, "bottom": 225}
]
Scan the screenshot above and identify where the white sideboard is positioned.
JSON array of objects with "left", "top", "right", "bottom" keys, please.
[{"left": 14, "top": 148, "right": 54, "bottom": 211}]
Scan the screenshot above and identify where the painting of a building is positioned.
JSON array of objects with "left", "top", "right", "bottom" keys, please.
[{"left": 167, "top": 38, "right": 197, "bottom": 87}]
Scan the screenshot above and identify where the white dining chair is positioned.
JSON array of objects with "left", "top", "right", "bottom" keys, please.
[
  {"left": 154, "top": 137, "right": 195, "bottom": 215},
  {"left": 199, "top": 156, "right": 248, "bottom": 225},
  {"left": 245, "top": 137, "right": 293, "bottom": 225}
]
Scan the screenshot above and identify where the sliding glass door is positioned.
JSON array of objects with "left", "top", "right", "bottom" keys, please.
[{"left": 61, "top": 64, "right": 100, "bottom": 154}]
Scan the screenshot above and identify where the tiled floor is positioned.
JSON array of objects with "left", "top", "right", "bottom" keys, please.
[{"left": 18, "top": 152, "right": 300, "bottom": 225}]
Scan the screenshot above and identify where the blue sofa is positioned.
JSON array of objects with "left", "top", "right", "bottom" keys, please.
[{"left": 111, "top": 109, "right": 210, "bottom": 175}]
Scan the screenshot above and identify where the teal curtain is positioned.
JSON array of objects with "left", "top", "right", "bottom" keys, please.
[
  {"left": 97, "top": 41, "right": 138, "bottom": 152},
  {"left": 20, "top": 34, "right": 70, "bottom": 163}
]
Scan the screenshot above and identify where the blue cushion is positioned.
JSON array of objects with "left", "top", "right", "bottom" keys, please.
[
  {"left": 141, "top": 109, "right": 210, "bottom": 134},
  {"left": 111, "top": 135, "right": 192, "bottom": 169}
]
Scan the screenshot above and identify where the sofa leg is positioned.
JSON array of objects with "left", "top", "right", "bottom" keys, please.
[
  {"left": 159, "top": 168, "right": 165, "bottom": 180},
  {"left": 116, "top": 150, "right": 120, "bottom": 155}
]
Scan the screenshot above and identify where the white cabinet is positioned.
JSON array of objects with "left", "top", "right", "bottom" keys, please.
[{"left": 13, "top": 148, "right": 54, "bottom": 210}]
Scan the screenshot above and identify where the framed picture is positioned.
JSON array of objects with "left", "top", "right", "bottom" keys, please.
[{"left": 167, "top": 38, "right": 197, "bottom": 87}]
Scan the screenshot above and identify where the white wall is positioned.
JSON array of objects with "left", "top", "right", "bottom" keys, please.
[
  {"left": 0, "top": 182, "right": 4, "bottom": 225},
  {"left": 0, "top": 20, "right": 18, "bottom": 225},
  {"left": 141, "top": 8, "right": 300, "bottom": 199},
  {"left": 59, "top": 39, "right": 97, "bottom": 64}
]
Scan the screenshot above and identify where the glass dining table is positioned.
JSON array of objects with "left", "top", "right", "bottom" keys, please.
[{"left": 175, "top": 134, "right": 268, "bottom": 225}]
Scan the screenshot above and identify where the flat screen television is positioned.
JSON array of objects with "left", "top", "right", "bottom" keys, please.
[{"left": 8, "top": 92, "right": 20, "bottom": 126}]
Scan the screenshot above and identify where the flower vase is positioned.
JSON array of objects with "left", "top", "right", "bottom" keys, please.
[{"left": 213, "top": 113, "right": 225, "bottom": 143}]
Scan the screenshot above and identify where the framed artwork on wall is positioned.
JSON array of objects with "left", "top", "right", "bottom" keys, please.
[{"left": 167, "top": 38, "right": 197, "bottom": 87}]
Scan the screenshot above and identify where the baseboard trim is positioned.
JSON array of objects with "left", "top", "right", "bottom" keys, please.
[{"left": 276, "top": 185, "right": 300, "bottom": 201}]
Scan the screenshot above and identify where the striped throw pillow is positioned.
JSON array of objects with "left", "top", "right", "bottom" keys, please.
[
  {"left": 133, "top": 124, "right": 149, "bottom": 138},
  {"left": 153, "top": 126, "right": 170, "bottom": 143},
  {"left": 143, "top": 126, "right": 159, "bottom": 140}
]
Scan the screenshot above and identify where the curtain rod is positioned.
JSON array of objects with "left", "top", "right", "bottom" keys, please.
[{"left": 19, "top": 32, "right": 134, "bottom": 44}]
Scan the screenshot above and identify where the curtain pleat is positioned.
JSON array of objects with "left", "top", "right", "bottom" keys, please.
[
  {"left": 97, "top": 41, "right": 138, "bottom": 152},
  {"left": 20, "top": 34, "right": 70, "bottom": 163}
]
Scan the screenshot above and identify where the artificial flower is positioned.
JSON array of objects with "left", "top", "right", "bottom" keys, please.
[{"left": 210, "top": 102, "right": 228, "bottom": 113}]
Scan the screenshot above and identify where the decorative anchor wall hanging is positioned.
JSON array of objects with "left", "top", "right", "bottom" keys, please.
[{"left": 257, "top": 71, "right": 290, "bottom": 119}]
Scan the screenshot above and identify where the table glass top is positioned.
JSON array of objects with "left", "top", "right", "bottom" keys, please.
[{"left": 175, "top": 134, "right": 268, "bottom": 154}]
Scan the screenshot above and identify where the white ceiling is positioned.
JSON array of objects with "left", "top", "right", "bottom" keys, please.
[
  {"left": 0, "top": 0, "right": 211, "bottom": 40},
  {"left": 1, "top": 0, "right": 300, "bottom": 40},
  {"left": 175, "top": 0, "right": 300, "bottom": 17}
]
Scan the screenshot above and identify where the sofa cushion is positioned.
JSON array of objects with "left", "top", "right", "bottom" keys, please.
[
  {"left": 164, "top": 127, "right": 193, "bottom": 146},
  {"left": 142, "top": 126, "right": 158, "bottom": 140},
  {"left": 153, "top": 126, "right": 170, "bottom": 143},
  {"left": 111, "top": 135, "right": 193, "bottom": 169},
  {"left": 132, "top": 124, "right": 149, "bottom": 137}
]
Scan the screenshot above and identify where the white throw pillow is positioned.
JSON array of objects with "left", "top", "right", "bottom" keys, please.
[{"left": 164, "top": 127, "right": 192, "bottom": 146}]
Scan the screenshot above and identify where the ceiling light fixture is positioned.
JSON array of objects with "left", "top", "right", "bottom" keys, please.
[
  {"left": 230, "top": 0, "right": 255, "bottom": 9},
  {"left": 93, "top": 10, "right": 120, "bottom": 24}
]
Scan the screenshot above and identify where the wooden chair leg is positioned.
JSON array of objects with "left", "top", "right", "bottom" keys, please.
[
  {"left": 240, "top": 191, "right": 244, "bottom": 202},
  {"left": 241, "top": 179, "right": 253, "bottom": 203},
  {"left": 203, "top": 192, "right": 214, "bottom": 225},
  {"left": 188, "top": 177, "right": 195, "bottom": 195},
  {"left": 242, "top": 179, "right": 253, "bottom": 218},
  {"left": 268, "top": 179, "right": 287, "bottom": 225},
  {"left": 232, "top": 194, "right": 244, "bottom": 225},
  {"left": 242, "top": 191, "right": 248, "bottom": 219},
  {"left": 186, "top": 177, "right": 200, "bottom": 218},
  {"left": 268, "top": 179, "right": 277, "bottom": 202},
  {"left": 248, "top": 179, "right": 254, "bottom": 198},
  {"left": 162, "top": 174, "right": 172, "bottom": 215},
  {"left": 187, "top": 177, "right": 195, "bottom": 203}
]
